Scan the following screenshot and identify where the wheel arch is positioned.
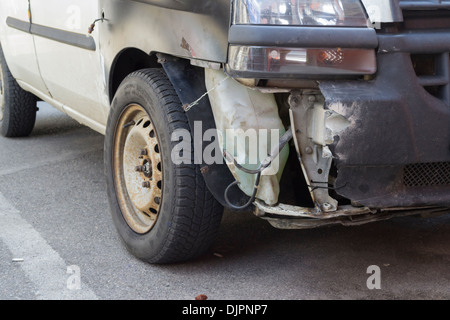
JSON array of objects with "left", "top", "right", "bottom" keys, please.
[{"left": 108, "top": 48, "right": 161, "bottom": 103}]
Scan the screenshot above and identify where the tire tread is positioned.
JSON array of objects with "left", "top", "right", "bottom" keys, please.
[{"left": 0, "top": 46, "right": 37, "bottom": 138}]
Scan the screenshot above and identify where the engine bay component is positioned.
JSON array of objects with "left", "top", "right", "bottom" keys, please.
[{"left": 205, "top": 68, "right": 289, "bottom": 206}]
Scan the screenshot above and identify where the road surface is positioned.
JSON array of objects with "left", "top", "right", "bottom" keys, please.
[{"left": 0, "top": 103, "right": 449, "bottom": 300}]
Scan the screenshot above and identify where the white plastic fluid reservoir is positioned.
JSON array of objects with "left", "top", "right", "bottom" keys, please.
[{"left": 205, "top": 69, "right": 289, "bottom": 206}]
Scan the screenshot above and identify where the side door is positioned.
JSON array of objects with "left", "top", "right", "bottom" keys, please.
[
  {"left": 0, "top": 0, "right": 49, "bottom": 96},
  {"left": 30, "top": 0, "right": 109, "bottom": 133}
]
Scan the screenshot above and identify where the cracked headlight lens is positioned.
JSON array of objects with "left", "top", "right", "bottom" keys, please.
[{"left": 234, "top": 0, "right": 368, "bottom": 27}]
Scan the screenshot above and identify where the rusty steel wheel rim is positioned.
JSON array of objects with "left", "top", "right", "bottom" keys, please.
[{"left": 113, "top": 104, "right": 163, "bottom": 234}]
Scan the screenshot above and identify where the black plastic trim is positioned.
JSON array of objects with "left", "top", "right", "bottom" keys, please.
[
  {"left": 6, "top": 16, "right": 96, "bottom": 51},
  {"left": 228, "top": 25, "right": 378, "bottom": 49},
  {"left": 378, "top": 29, "right": 450, "bottom": 54}
]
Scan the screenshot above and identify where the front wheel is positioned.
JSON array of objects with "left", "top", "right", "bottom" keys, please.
[{"left": 105, "top": 68, "right": 223, "bottom": 264}]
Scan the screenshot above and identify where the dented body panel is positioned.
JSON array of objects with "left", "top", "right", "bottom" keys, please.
[
  {"left": 99, "top": 0, "right": 231, "bottom": 99},
  {"left": 99, "top": 0, "right": 231, "bottom": 62}
]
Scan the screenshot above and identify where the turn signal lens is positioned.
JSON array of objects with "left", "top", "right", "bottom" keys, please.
[{"left": 226, "top": 46, "right": 377, "bottom": 77}]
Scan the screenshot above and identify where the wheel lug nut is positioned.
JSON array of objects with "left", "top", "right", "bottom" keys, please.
[
  {"left": 140, "top": 149, "right": 148, "bottom": 156},
  {"left": 142, "top": 181, "right": 151, "bottom": 188},
  {"left": 135, "top": 166, "right": 144, "bottom": 172}
]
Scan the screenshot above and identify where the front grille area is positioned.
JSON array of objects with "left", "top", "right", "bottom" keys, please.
[
  {"left": 403, "top": 9, "right": 450, "bottom": 29},
  {"left": 411, "top": 53, "right": 450, "bottom": 106},
  {"left": 404, "top": 162, "right": 450, "bottom": 187},
  {"left": 400, "top": 1, "right": 450, "bottom": 107}
]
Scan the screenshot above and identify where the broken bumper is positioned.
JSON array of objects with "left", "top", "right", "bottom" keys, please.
[
  {"left": 320, "top": 33, "right": 450, "bottom": 209},
  {"left": 220, "top": 19, "right": 450, "bottom": 229},
  {"left": 227, "top": 28, "right": 450, "bottom": 226}
]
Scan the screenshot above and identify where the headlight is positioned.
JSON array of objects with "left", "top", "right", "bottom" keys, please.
[{"left": 234, "top": 0, "right": 368, "bottom": 27}]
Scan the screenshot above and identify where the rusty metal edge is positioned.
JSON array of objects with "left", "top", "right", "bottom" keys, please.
[{"left": 254, "top": 202, "right": 450, "bottom": 229}]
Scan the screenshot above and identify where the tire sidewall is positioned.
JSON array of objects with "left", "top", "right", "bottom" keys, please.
[
  {"left": 0, "top": 45, "right": 36, "bottom": 137},
  {"left": 0, "top": 48, "right": 9, "bottom": 135}
]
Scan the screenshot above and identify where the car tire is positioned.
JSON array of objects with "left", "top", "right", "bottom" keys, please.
[
  {"left": 0, "top": 45, "right": 37, "bottom": 137},
  {"left": 104, "top": 68, "right": 223, "bottom": 264}
]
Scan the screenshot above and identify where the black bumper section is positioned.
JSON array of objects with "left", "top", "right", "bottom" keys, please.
[
  {"left": 320, "top": 49, "right": 450, "bottom": 208},
  {"left": 228, "top": 25, "right": 378, "bottom": 49}
]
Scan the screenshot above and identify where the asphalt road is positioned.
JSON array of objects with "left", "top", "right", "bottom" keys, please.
[{"left": 0, "top": 102, "right": 449, "bottom": 300}]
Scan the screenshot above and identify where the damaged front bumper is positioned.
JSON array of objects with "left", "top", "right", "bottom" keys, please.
[
  {"left": 216, "top": 25, "right": 450, "bottom": 228},
  {"left": 320, "top": 51, "right": 450, "bottom": 210}
]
